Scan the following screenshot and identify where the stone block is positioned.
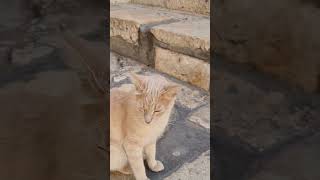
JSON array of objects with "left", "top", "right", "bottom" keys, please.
[
  {"left": 131, "top": 0, "right": 210, "bottom": 15},
  {"left": 155, "top": 47, "right": 210, "bottom": 91},
  {"left": 110, "top": 4, "right": 174, "bottom": 65},
  {"left": 151, "top": 18, "right": 210, "bottom": 61}
]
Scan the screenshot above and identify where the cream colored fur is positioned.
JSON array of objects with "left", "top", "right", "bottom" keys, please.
[{"left": 110, "top": 73, "right": 180, "bottom": 180}]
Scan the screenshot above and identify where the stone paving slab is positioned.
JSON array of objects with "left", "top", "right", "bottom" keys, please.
[
  {"left": 214, "top": 56, "right": 320, "bottom": 153},
  {"left": 0, "top": 0, "right": 25, "bottom": 29},
  {"left": 0, "top": 1, "right": 109, "bottom": 180},
  {"left": 213, "top": 55, "right": 320, "bottom": 180},
  {"left": 110, "top": 52, "right": 210, "bottom": 180},
  {"left": 151, "top": 18, "right": 210, "bottom": 61},
  {"left": 111, "top": 0, "right": 131, "bottom": 4},
  {"left": 249, "top": 133, "right": 320, "bottom": 180},
  {"left": 111, "top": 5, "right": 174, "bottom": 45},
  {"left": 165, "top": 151, "right": 210, "bottom": 180},
  {"left": 0, "top": 43, "right": 107, "bottom": 180},
  {"left": 131, "top": 0, "right": 210, "bottom": 15},
  {"left": 188, "top": 105, "right": 210, "bottom": 130}
]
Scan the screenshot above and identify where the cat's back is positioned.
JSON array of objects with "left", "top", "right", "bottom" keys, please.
[
  {"left": 110, "top": 84, "right": 135, "bottom": 140},
  {"left": 110, "top": 84, "right": 135, "bottom": 103}
]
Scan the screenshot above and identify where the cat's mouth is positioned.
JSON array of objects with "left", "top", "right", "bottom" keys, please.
[{"left": 145, "top": 119, "right": 152, "bottom": 124}]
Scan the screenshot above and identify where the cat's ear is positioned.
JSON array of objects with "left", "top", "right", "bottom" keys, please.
[
  {"left": 162, "top": 84, "right": 181, "bottom": 99},
  {"left": 129, "top": 72, "right": 145, "bottom": 92}
]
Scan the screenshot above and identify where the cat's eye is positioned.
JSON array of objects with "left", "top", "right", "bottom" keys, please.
[
  {"left": 137, "top": 105, "right": 144, "bottom": 112},
  {"left": 154, "top": 106, "right": 163, "bottom": 113}
]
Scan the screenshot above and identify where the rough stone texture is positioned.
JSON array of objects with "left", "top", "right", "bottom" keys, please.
[
  {"left": 213, "top": 0, "right": 320, "bottom": 93},
  {"left": 0, "top": 0, "right": 27, "bottom": 29},
  {"left": 213, "top": 55, "right": 320, "bottom": 180},
  {"left": 110, "top": 52, "right": 210, "bottom": 180},
  {"left": 110, "top": 4, "right": 211, "bottom": 89},
  {"left": 165, "top": 151, "right": 210, "bottom": 180},
  {"left": 12, "top": 44, "right": 54, "bottom": 66},
  {"left": 0, "top": 1, "right": 108, "bottom": 180},
  {"left": 110, "top": 6, "right": 172, "bottom": 45},
  {"left": 110, "top": 4, "right": 179, "bottom": 65},
  {"left": 0, "top": 41, "right": 107, "bottom": 180},
  {"left": 176, "top": 86, "right": 209, "bottom": 109},
  {"left": 110, "top": 52, "right": 120, "bottom": 72},
  {"left": 249, "top": 133, "right": 320, "bottom": 180},
  {"left": 110, "top": 3, "right": 210, "bottom": 68},
  {"left": 151, "top": 18, "right": 210, "bottom": 61},
  {"left": 155, "top": 47, "right": 210, "bottom": 91},
  {"left": 214, "top": 58, "right": 320, "bottom": 153},
  {"left": 0, "top": 47, "right": 11, "bottom": 65},
  {"left": 111, "top": 0, "right": 130, "bottom": 4},
  {"left": 131, "top": 0, "right": 210, "bottom": 15},
  {"left": 188, "top": 105, "right": 210, "bottom": 129}
]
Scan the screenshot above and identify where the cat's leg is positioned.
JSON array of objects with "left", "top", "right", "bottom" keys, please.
[
  {"left": 118, "top": 164, "right": 132, "bottom": 175},
  {"left": 123, "top": 140, "right": 149, "bottom": 180},
  {"left": 144, "top": 143, "right": 164, "bottom": 172},
  {"left": 110, "top": 144, "right": 127, "bottom": 171}
]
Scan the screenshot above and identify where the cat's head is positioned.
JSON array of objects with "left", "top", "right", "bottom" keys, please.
[{"left": 130, "top": 72, "right": 181, "bottom": 124}]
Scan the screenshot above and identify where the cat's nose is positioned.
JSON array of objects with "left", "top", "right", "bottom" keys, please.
[{"left": 144, "top": 115, "right": 152, "bottom": 124}]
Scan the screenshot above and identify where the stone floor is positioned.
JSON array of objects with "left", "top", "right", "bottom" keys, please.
[
  {"left": 110, "top": 52, "right": 210, "bottom": 180},
  {"left": 0, "top": 0, "right": 210, "bottom": 179},
  {"left": 249, "top": 132, "right": 320, "bottom": 180},
  {"left": 0, "top": 0, "right": 108, "bottom": 180},
  {"left": 213, "top": 54, "right": 320, "bottom": 180}
]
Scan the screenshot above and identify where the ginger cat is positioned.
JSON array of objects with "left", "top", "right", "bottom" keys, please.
[{"left": 110, "top": 73, "right": 180, "bottom": 180}]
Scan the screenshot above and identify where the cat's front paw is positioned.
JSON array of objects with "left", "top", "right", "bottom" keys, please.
[{"left": 149, "top": 160, "right": 164, "bottom": 172}]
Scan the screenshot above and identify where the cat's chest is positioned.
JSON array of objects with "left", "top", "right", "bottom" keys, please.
[{"left": 143, "top": 121, "right": 168, "bottom": 144}]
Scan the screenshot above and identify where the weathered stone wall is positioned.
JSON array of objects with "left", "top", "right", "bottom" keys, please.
[{"left": 213, "top": 0, "right": 320, "bottom": 93}]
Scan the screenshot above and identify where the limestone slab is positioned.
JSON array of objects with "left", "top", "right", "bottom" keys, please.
[
  {"left": 110, "top": 5, "right": 173, "bottom": 45},
  {"left": 131, "top": 0, "right": 210, "bottom": 15},
  {"left": 188, "top": 105, "right": 210, "bottom": 129},
  {"left": 110, "top": 0, "right": 130, "bottom": 4},
  {"left": 151, "top": 18, "right": 210, "bottom": 61},
  {"left": 165, "top": 151, "right": 210, "bottom": 180},
  {"left": 249, "top": 133, "right": 320, "bottom": 180},
  {"left": 155, "top": 47, "right": 210, "bottom": 91},
  {"left": 213, "top": 58, "right": 320, "bottom": 153},
  {"left": 12, "top": 45, "right": 54, "bottom": 66},
  {"left": 176, "top": 86, "right": 209, "bottom": 109}
]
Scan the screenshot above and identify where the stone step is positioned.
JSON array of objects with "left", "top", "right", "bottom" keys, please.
[
  {"left": 111, "top": 0, "right": 210, "bottom": 15},
  {"left": 110, "top": 3, "right": 210, "bottom": 91},
  {"left": 154, "top": 47, "right": 210, "bottom": 91},
  {"left": 131, "top": 0, "right": 210, "bottom": 16},
  {"left": 151, "top": 18, "right": 210, "bottom": 61}
]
